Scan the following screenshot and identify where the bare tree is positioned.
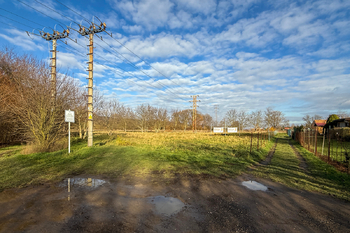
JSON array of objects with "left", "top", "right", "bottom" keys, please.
[
  {"left": 303, "top": 114, "right": 323, "bottom": 129},
  {"left": 337, "top": 111, "right": 350, "bottom": 119},
  {"left": 171, "top": 109, "right": 180, "bottom": 130},
  {"left": 202, "top": 113, "right": 213, "bottom": 130},
  {"left": 118, "top": 104, "right": 134, "bottom": 132},
  {"left": 264, "top": 107, "right": 288, "bottom": 129},
  {"left": 179, "top": 109, "right": 191, "bottom": 131},
  {"left": 250, "top": 110, "right": 263, "bottom": 131},
  {"left": 237, "top": 110, "right": 249, "bottom": 130},
  {"left": 225, "top": 109, "right": 239, "bottom": 127}
]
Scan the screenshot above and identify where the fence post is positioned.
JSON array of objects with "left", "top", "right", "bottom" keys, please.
[
  {"left": 328, "top": 129, "right": 331, "bottom": 161},
  {"left": 250, "top": 132, "right": 253, "bottom": 154},
  {"left": 322, "top": 133, "right": 325, "bottom": 156},
  {"left": 257, "top": 132, "right": 259, "bottom": 150},
  {"left": 314, "top": 129, "right": 317, "bottom": 156},
  {"left": 308, "top": 129, "right": 310, "bottom": 151}
]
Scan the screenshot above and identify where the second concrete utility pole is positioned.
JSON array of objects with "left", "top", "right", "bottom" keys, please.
[{"left": 78, "top": 22, "right": 106, "bottom": 147}]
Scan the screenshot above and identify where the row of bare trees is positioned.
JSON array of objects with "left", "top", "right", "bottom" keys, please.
[
  {"left": 223, "top": 107, "right": 289, "bottom": 130},
  {"left": 95, "top": 101, "right": 214, "bottom": 134}
]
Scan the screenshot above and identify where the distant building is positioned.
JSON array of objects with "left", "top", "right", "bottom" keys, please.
[
  {"left": 312, "top": 120, "right": 326, "bottom": 134},
  {"left": 328, "top": 118, "right": 350, "bottom": 128}
]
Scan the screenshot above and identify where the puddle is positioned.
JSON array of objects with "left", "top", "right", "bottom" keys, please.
[
  {"left": 148, "top": 196, "right": 185, "bottom": 216},
  {"left": 242, "top": 181, "right": 268, "bottom": 191},
  {"left": 59, "top": 178, "right": 107, "bottom": 189}
]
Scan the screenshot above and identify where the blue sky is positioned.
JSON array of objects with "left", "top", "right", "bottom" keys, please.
[{"left": 0, "top": 0, "right": 350, "bottom": 125}]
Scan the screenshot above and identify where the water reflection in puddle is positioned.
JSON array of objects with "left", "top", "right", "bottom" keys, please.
[
  {"left": 148, "top": 196, "right": 185, "bottom": 216},
  {"left": 242, "top": 181, "right": 267, "bottom": 191},
  {"left": 60, "top": 178, "right": 106, "bottom": 189}
]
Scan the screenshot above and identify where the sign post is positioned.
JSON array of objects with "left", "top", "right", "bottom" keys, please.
[{"left": 65, "top": 110, "right": 75, "bottom": 153}]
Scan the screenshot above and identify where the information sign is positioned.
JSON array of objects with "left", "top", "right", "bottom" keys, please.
[
  {"left": 213, "top": 127, "right": 224, "bottom": 133},
  {"left": 65, "top": 110, "right": 75, "bottom": 123},
  {"left": 227, "top": 127, "right": 238, "bottom": 133}
]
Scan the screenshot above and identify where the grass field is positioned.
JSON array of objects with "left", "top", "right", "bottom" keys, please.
[
  {"left": 299, "top": 134, "right": 350, "bottom": 163},
  {"left": 251, "top": 134, "right": 350, "bottom": 201},
  {"left": 0, "top": 132, "right": 272, "bottom": 191}
]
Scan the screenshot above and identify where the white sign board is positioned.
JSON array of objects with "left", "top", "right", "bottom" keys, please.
[
  {"left": 227, "top": 127, "right": 238, "bottom": 133},
  {"left": 213, "top": 127, "right": 224, "bottom": 133},
  {"left": 65, "top": 110, "right": 75, "bottom": 123}
]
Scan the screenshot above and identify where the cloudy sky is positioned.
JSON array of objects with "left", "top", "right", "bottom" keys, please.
[{"left": 0, "top": 0, "right": 349, "bottom": 124}]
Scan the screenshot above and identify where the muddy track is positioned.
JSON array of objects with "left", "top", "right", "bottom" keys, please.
[
  {"left": 260, "top": 138, "right": 278, "bottom": 165},
  {"left": 247, "top": 139, "right": 277, "bottom": 172},
  {"left": 289, "top": 140, "right": 309, "bottom": 172}
]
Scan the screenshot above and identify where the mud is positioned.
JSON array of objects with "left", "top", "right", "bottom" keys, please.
[
  {"left": 290, "top": 142, "right": 309, "bottom": 172},
  {"left": 260, "top": 138, "right": 277, "bottom": 165},
  {"left": 0, "top": 173, "right": 349, "bottom": 233}
]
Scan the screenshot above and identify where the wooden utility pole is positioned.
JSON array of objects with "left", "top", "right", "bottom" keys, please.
[
  {"left": 40, "top": 29, "right": 69, "bottom": 109},
  {"left": 78, "top": 22, "right": 106, "bottom": 147},
  {"left": 190, "top": 95, "right": 200, "bottom": 132}
]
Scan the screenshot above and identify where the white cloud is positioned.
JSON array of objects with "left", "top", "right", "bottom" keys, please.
[
  {"left": 175, "top": 0, "right": 216, "bottom": 15},
  {"left": 110, "top": 0, "right": 174, "bottom": 30}
]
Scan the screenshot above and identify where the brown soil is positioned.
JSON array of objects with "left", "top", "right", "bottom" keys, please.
[
  {"left": 290, "top": 141, "right": 309, "bottom": 172},
  {"left": 260, "top": 139, "right": 277, "bottom": 166},
  {"left": 1, "top": 173, "right": 349, "bottom": 233}
]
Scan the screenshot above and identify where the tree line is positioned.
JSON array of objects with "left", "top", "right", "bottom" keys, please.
[{"left": 0, "top": 49, "right": 290, "bottom": 151}]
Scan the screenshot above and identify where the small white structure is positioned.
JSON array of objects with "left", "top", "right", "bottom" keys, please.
[
  {"left": 213, "top": 127, "right": 224, "bottom": 133},
  {"left": 227, "top": 127, "right": 238, "bottom": 133},
  {"left": 65, "top": 110, "right": 75, "bottom": 153}
]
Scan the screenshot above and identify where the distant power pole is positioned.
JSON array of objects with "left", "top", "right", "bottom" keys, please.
[
  {"left": 78, "top": 22, "right": 106, "bottom": 147},
  {"left": 190, "top": 95, "right": 200, "bottom": 132},
  {"left": 39, "top": 29, "right": 70, "bottom": 109},
  {"left": 214, "top": 105, "right": 219, "bottom": 126}
]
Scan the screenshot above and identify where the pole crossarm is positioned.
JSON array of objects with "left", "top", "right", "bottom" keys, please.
[
  {"left": 28, "top": 28, "right": 70, "bottom": 111},
  {"left": 40, "top": 29, "right": 70, "bottom": 41},
  {"left": 78, "top": 22, "right": 106, "bottom": 36}
]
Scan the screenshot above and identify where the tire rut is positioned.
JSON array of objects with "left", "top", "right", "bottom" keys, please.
[
  {"left": 260, "top": 138, "right": 278, "bottom": 165},
  {"left": 247, "top": 139, "right": 277, "bottom": 171},
  {"left": 289, "top": 140, "right": 309, "bottom": 172}
]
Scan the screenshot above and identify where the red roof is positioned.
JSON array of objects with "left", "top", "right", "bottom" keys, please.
[{"left": 314, "top": 120, "right": 326, "bottom": 127}]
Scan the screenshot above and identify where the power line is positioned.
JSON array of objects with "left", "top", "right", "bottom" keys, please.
[
  {"left": 15, "top": 0, "right": 188, "bottom": 101},
  {"left": 16, "top": 0, "right": 68, "bottom": 27},
  {"left": 0, "top": 19, "right": 27, "bottom": 31},
  {"left": 0, "top": 7, "right": 47, "bottom": 29},
  {"left": 61, "top": 39, "right": 183, "bottom": 102},
  {"left": 8, "top": 1, "right": 190, "bottom": 103},
  {"left": 0, "top": 14, "right": 40, "bottom": 30},
  {"left": 52, "top": 0, "right": 90, "bottom": 24},
  {"left": 47, "top": 0, "right": 186, "bottom": 97}
]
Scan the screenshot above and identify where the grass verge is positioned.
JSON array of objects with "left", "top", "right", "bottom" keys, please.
[
  {"left": 251, "top": 134, "right": 350, "bottom": 201},
  {"left": 0, "top": 132, "right": 273, "bottom": 191}
]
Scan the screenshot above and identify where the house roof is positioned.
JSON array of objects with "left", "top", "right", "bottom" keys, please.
[
  {"left": 330, "top": 118, "right": 350, "bottom": 123},
  {"left": 313, "top": 120, "right": 326, "bottom": 127}
]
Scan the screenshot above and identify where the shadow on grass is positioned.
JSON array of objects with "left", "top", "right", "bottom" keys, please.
[{"left": 251, "top": 135, "right": 350, "bottom": 200}]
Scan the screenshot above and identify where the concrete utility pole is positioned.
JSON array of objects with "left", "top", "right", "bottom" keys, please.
[
  {"left": 190, "top": 95, "right": 200, "bottom": 132},
  {"left": 40, "top": 29, "right": 70, "bottom": 109},
  {"left": 214, "top": 105, "right": 219, "bottom": 126},
  {"left": 78, "top": 22, "right": 106, "bottom": 147}
]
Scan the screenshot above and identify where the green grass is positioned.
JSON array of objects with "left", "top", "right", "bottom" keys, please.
[
  {"left": 0, "top": 133, "right": 273, "bottom": 191},
  {"left": 251, "top": 134, "right": 350, "bottom": 201},
  {"left": 300, "top": 134, "right": 350, "bottom": 163}
]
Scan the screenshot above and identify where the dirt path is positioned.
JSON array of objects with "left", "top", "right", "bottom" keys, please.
[
  {"left": 1, "top": 172, "right": 349, "bottom": 233},
  {"left": 260, "top": 138, "right": 277, "bottom": 165},
  {"left": 290, "top": 141, "right": 309, "bottom": 172}
]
